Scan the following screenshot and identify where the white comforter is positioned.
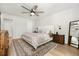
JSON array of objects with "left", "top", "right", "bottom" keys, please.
[{"left": 21, "top": 33, "right": 52, "bottom": 49}]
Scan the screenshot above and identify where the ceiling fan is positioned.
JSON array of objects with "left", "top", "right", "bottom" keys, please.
[{"left": 21, "top": 5, "right": 44, "bottom": 16}]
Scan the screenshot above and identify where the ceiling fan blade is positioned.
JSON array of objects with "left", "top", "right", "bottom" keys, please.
[
  {"left": 36, "top": 11, "right": 44, "bottom": 13},
  {"left": 34, "top": 12, "right": 39, "bottom": 16},
  {"left": 22, "top": 12, "right": 30, "bottom": 13},
  {"left": 33, "top": 5, "right": 38, "bottom": 10},
  {"left": 21, "top": 6, "right": 31, "bottom": 11}
]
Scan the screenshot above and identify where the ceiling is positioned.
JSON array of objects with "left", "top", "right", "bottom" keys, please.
[{"left": 0, "top": 3, "right": 79, "bottom": 18}]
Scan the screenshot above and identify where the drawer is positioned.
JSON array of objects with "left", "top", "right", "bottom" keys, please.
[
  {"left": 53, "top": 34, "right": 65, "bottom": 44},
  {"left": 0, "top": 49, "right": 5, "bottom": 56},
  {"left": 0, "top": 48, "right": 8, "bottom": 56}
]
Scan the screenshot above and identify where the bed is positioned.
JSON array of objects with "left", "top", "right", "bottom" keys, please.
[{"left": 21, "top": 32, "right": 53, "bottom": 49}]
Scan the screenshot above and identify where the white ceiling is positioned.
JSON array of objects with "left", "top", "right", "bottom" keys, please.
[{"left": 0, "top": 3, "right": 79, "bottom": 18}]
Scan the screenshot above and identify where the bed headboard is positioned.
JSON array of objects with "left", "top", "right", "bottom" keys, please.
[{"left": 37, "top": 25, "right": 54, "bottom": 34}]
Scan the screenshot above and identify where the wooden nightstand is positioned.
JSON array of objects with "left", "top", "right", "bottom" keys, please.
[{"left": 52, "top": 34, "right": 65, "bottom": 44}]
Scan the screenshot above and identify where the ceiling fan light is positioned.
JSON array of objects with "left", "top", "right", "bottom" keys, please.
[{"left": 31, "top": 12, "right": 35, "bottom": 16}]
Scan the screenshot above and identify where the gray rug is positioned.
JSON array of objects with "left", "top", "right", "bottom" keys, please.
[{"left": 12, "top": 39, "right": 57, "bottom": 56}]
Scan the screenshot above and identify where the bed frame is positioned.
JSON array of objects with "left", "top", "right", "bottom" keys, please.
[{"left": 68, "top": 20, "right": 79, "bottom": 49}]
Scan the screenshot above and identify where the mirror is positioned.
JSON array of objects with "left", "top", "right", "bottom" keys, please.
[{"left": 68, "top": 20, "right": 79, "bottom": 49}]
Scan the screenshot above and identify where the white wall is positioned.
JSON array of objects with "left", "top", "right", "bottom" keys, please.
[
  {"left": 1, "top": 13, "right": 34, "bottom": 38},
  {"left": 35, "top": 7, "right": 79, "bottom": 44},
  {"left": 1, "top": 7, "right": 79, "bottom": 44}
]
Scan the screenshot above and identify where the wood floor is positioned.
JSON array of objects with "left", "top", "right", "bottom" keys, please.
[
  {"left": 8, "top": 39, "right": 79, "bottom": 56},
  {"left": 45, "top": 44, "right": 79, "bottom": 56}
]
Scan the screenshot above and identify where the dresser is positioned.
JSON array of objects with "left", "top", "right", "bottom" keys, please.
[
  {"left": 52, "top": 34, "right": 65, "bottom": 44},
  {"left": 0, "top": 30, "right": 9, "bottom": 56}
]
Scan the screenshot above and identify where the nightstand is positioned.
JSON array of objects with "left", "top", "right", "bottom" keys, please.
[{"left": 52, "top": 34, "right": 65, "bottom": 44}]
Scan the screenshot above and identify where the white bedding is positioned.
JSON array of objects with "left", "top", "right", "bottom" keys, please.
[{"left": 21, "top": 33, "right": 53, "bottom": 49}]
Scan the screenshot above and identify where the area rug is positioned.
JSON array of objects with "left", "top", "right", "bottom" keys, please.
[{"left": 12, "top": 39, "right": 57, "bottom": 56}]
